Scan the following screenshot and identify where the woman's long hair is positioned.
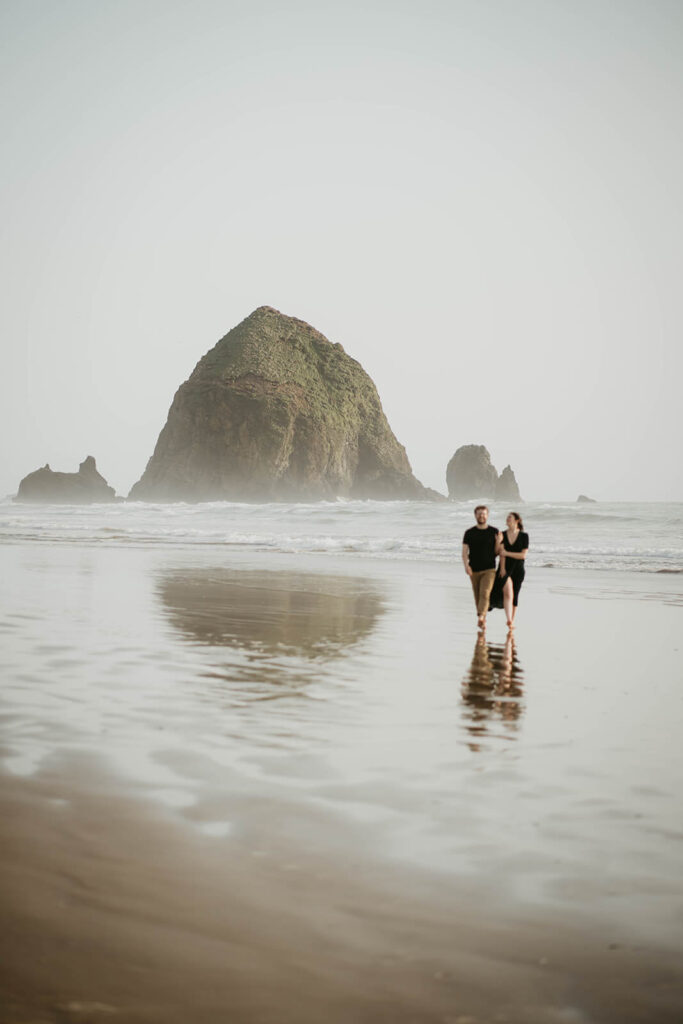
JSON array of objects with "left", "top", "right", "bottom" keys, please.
[{"left": 509, "top": 511, "right": 524, "bottom": 530}]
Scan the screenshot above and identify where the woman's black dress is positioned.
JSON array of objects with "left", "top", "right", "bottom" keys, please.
[{"left": 489, "top": 531, "right": 529, "bottom": 610}]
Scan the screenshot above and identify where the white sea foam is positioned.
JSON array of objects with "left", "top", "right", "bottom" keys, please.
[{"left": 1, "top": 499, "right": 681, "bottom": 573}]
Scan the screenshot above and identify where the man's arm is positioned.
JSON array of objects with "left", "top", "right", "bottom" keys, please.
[{"left": 462, "top": 544, "right": 472, "bottom": 576}]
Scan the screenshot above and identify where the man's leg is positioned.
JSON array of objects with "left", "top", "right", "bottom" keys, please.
[
  {"left": 477, "top": 569, "right": 496, "bottom": 617},
  {"left": 470, "top": 571, "right": 482, "bottom": 613},
  {"left": 470, "top": 570, "right": 487, "bottom": 629}
]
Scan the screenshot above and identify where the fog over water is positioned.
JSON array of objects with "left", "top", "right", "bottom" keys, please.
[{"left": 1, "top": 0, "right": 682, "bottom": 501}]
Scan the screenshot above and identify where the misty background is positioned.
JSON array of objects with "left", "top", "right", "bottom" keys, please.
[{"left": 1, "top": 0, "right": 681, "bottom": 501}]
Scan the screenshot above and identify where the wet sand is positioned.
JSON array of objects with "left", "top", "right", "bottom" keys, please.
[
  {"left": 1, "top": 544, "right": 682, "bottom": 1022},
  {"left": 2, "top": 756, "right": 682, "bottom": 1024}
]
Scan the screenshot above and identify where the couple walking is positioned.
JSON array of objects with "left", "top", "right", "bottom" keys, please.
[{"left": 462, "top": 505, "right": 529, "bottom": 632}]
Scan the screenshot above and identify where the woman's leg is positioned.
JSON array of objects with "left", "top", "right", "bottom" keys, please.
[
  {"left": 511, "top": 580, "right": 522, "bottom": 625},
  {"left": 503, "top": 578, "right": 514, "bottom": 628}
]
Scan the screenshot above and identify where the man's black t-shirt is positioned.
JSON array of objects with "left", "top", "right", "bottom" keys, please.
[{"left": 463, "top": 525, "right": 498, "bottom": 571}]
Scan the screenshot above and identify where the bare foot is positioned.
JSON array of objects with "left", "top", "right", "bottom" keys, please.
[
  {"left": 478, "top": 615, "right": 486, "bottom": 631},
  {"left": 506, "top": 619, "right": 515, "bottom": 630}
]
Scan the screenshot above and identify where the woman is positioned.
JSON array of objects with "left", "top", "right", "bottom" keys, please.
[{"left": 490, "top": 512, "right": 529, "bottom": 630}]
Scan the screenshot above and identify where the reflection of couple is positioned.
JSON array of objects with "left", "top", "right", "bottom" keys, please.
[
  {"left": 461, "top": 505, "right": 529, "bottom": 632},
  {"left": 461, "top": 632, "right": 523, "bottom": 750}
]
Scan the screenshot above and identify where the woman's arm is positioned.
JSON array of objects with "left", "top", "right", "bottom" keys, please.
[
  {"left": 497, "top": 532, "right": 506, "bottom": 576},
  {"left": 503, "top": 548, "right": 528, "bottom": 561}
]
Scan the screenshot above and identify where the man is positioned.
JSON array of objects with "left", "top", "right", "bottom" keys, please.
[{"left": 462, "top": 505, "right": 501, "bottom": 631}]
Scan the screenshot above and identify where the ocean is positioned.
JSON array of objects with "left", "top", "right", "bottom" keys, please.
[{"left": 1, "top": 498, "right": 682, "bottom": 574}]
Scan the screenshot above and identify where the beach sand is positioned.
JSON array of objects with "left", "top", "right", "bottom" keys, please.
[{"left": 1, "top": 544, "right": 682, "bottom": 1022}]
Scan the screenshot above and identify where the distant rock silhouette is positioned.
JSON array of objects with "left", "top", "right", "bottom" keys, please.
[
  {"left": 577, "top": 494, "right": 597, "bottom": 503},
  {"left": 130, "top": 306, "right": 441, "bottom": 502},
  {"left": 495, "top": 465, "right": 522, "bottom": 502},
  {"left": 446, "top": 445, "right": 498, "bottom": 499},
  {"left": 15, "top": 456, "right": 117, "bottom": 503},
  {"left": 446, "top": 445, "right": 522, "bottom": 501}
]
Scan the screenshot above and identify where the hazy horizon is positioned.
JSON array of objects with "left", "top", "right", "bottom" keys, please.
[{"left": 2, "top": 0, "right": 682, "bottom": 502}]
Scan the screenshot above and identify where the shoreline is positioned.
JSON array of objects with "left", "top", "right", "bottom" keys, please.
[{"left": 2, "top": 498, "right": 682, "bottom": 578}]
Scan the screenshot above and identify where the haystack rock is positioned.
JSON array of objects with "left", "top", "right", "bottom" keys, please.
[
  {"left": 446, "top": 445, "right": 522, "bottom": 501},
  {"left": 129, "top": 306, "right": 440, "bottom": 502},
  {"left": 577, "top": 494, "right": 597, "bottom": 503},
  {"left": 15, "top": 456, "right": 117, "bottom": 503},
  {"left": 495, "top": 465, "right": 522, "bottom": 502}
]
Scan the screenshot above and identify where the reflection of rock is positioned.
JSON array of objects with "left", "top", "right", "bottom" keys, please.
[
  {"left": 130, "top": 306, "right": 439, "bottom": 502},
  {"left": 446, "top": 445, "right": 522, "bottom": 501},
  {"left": 460, "top": 636, "right": 524, "bottom": 750},
  {"left": 15, "top": 456, "right": 117, "bottom": 503},
  {"left": 157, "top": 568, "right": 384, "bottom": 659},
  {"left": 577, "top": 494, "right": 597, "bottom": 503}
]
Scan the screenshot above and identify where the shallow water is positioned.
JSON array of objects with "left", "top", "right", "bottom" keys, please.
[{"left": 1, "top": 537, "right": 682, "bottom": 954}]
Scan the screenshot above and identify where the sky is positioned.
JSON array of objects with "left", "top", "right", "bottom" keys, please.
[{"left": 1, "top": 0, "right": 682, "bottom": 501}]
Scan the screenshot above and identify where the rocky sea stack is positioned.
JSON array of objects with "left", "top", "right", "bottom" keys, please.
[
  {"left": 496, "top": 465, "right": 522, "bottom": 502},
  {"left": 15, "top": 456, "right": 117, "bottom": 504},
  {"left": 446, "top": 445, "right": 522, "bottom": 502},
  {"left": 130, "top": 307, "right": 437, "bottom": 502}
]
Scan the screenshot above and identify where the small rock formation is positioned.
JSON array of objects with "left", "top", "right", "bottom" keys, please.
[
  {"left": 446, "top": 445, "right": 522, "bottom": 501},
  {"left": 446, "top": 445, "right": 498, "bottom": 500},
  {"left": 577, "top": 494, "right": 597, "bottom": 503},
  {"left": 495, "top": 465, "right": 522, "bottom": 502},
  {"left": 15, "top": 456, "right": 117, "bottom": 503},
  {"left": 130, "top": 306, "right": 440, "bottom": 502}
]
